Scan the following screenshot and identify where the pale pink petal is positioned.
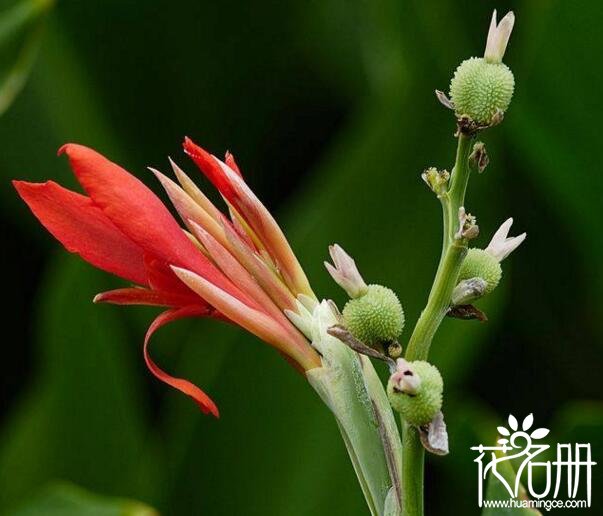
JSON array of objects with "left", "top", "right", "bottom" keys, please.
[
  {"left": 169, "top": 158, "right": 224, "bottom": 222},
  {"left": 184, "top": 138, "right": 315, "bottom": 300},
  {"left": 188, "top": 219, "right": 301, "bottom": 335},
  {"left": 221, "top": 220, "right": 297, "bottom": 311},
  {"left": 172, "top": 266, "right": 320, "bottom": 371},
  {"left": 151, "top": 167, "right": 231, "bottom": 251}
]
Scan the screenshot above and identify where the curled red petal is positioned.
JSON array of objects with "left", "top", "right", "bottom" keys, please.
[
  {"left": 144, "top": 306, "right": 220, "bottom": 417},
  {"left": 94, "top": 287, "right": 202, "bottom": 307},
  {"left": 13, "top": 180, "right": 147, "bottom": 286},
  {"left": 58, "top": 143, "right": 254, "bottom": 307}
]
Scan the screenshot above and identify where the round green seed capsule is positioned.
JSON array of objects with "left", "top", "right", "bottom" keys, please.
[
  {"left": 388, "top": 361, "right": 443, "bottom": 426},
  {"left": 449, "top": 57, "right": 514, "bottom": 125},
  {"left": 342, "top": 284, "right": 404, "bottom": 346},
  {"left": 458, "top": 248, "right": 502, "bottom": 295}
]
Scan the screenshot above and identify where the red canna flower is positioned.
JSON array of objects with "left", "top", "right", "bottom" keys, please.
[{"left": 14, "top": 138, "right": 321, "bottom": 417}]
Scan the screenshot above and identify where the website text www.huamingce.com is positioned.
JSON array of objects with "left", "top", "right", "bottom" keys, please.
[{"left": 482, "top": 498, "right": 589, "bottom": 511}]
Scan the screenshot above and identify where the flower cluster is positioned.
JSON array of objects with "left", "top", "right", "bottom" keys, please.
[{"left": 14, "top": 138, "right": 322, "bottom": 416}]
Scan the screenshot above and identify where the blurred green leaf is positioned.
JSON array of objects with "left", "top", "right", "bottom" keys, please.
[
  {"left": 0, "top": 0, "right": 52, "bottom": 115},
  {"left": 506, "top": 1, "right": 603, "bottom": 333},
  {"left": 551, "top": 401, "right": 603, "bottom": 505},
  {"left": 0, "top": 258, "right": 159, "bottom": 510},
  {"left": 8, "top": 482, "right": 157, "bottom": 516}
]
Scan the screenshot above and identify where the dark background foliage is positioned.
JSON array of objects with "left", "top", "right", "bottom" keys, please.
[{"left": 1, "top": 0, "right": 602, "bottom": 514}]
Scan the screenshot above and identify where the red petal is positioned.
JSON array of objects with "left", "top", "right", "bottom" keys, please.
[
  {"left": 172, "top": 266, "right": 320, "bottom": 371},
  {"left": 188, "top": 220, "right": 292, "bottom": 327},
  {"left": 183, "top": 138, "right": 315, "bottom": 299},
  {"left": 184, "top": 137, "right": 237, "bottom": 201},
  {"left": 59, "top": 143, "right": 253, "bottom": 306},
  {"left": 221, "top": 219, "right": 297, "bottom": 311},
  {"left": 144, "top": 254, "right": 199, "bottom": 300},
  {"left": 13, "top": 180, "right": 147, "bottom": 286},
  {"left": 224, "top": 151, "right": 242, "bottom": 177},
  {"left": 144, "top": 306, "right": 220, "bottom": 417},
  {"left": 151, "top": 167, "right": 231, "bottom": 251},
  {"left": 94, "top": 287, "right": 202, "bottom": 307}
]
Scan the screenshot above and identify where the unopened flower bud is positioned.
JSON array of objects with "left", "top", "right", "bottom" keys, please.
[
  {"left": 469, "top": 142, "right": 489, "bottom": 173},
  {"left": 456, "top": 207, "right": 479, "bottom": 241},
  {"left": 485, "top": 218, "right": 526, "bottom": 262},
  {"left": 324, "top": 244, "right": 368, "bottom": 299},
  {"left": 449, "top": 58, "right": 514, "bottom": 125},
  {"left": 448, "top": 12, "right": 515, "bottom": 126},
  {"left": 388, "top": 359, "right": 421, "bottom": 394},
  {"left": 451, "top": 277, "right": 487, "bottom": 305},
  {"left": 422, "top": 167, "right": 449, "bottom": 196},
  {"left": 484, "top": 10, "right": 515, "bottom": 64},
  {"left": 388, "top": 359, "right": 443, "bottom": 426},
  {"left": 342, "top": 284, "right": 404, "bottom": 347},
  {"left": 458, "top": 248, "right": 502, "bottom": 294}
]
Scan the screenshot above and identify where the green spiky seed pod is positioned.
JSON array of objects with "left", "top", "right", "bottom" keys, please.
[
  {"left": 449, "top": 57, "right": 514, "bottom": 125},
  {"left": 342, "top": 284, "right": 404, "bottom": 346},
  {"left": 388, "top": 361, "right": 443, "bottom": 426},
  {"left": 458, "top": 248, "right": 502, "bottom": 294}
]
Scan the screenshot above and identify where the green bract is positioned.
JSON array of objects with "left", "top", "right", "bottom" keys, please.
[
  {"left": 458, "top": 248, "right": 502, "bottom": 294},
  {"left": 388, "top": 361, "right": 443, "bottom": 426},
  {"left": 343, "top": 284, "right": 404, "bottom": 345},
  {"left": 449, "top": 57, "right": 514, "bottom": 124}
]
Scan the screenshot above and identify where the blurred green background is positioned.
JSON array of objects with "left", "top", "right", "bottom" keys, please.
[{"left": 1, "top": 0, "right": 602, "bottom": 514}]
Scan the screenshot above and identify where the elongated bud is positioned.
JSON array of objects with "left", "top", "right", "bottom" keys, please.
[
  {"left": 342, "top": 284, "right": 405, "bottom": 347},
  {"left": 485, "top": 218, "right": 526, "bottom": 262},
  {"left": 324, "top": 244, "right": 369, "bottom": 299},
  {"left": 388, "top": 360, "right": 443, "bottom": 426},
  {"left": 484, "top": 10, "right": 515, "bottom": 64}
]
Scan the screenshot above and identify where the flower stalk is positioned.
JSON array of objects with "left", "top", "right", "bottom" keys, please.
[
  {"left": 406, "top": 133, "right": 474, "bottom": 362},
  {"left": 304, "top": 301, "right": 403, "bottom": 516},
  {"left": 399, "top": 10, "right": 521, "bottom": 516},
  {"left": 400, "top": 131, "right": 473, "bottom": 516}
]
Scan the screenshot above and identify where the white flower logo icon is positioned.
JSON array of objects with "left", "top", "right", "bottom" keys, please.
[{"left": 496, "top": 413, "right": 549, "bottom": 447}]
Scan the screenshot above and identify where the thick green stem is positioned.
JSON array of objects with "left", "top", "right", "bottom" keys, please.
[
  {"left": 447, "top": 133, "right": 475, "bottom": 244},
  {"left": 405, "top": 240, "right": 466, "bottom": 361},
  {"left": 308, "top": 301, "right": 403, "bottom": 516},
  {"left": 438, "top": 133, "right": 473, "bottom": 257},
  {"left": 401, "top": 422, "right": 424, "bottom": 516},
  {"left": 401, "top": 132, "right": 474, "bottom": 516},
  {"left": 406, "top": 133, "right": 473, "bottom": 361}
]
